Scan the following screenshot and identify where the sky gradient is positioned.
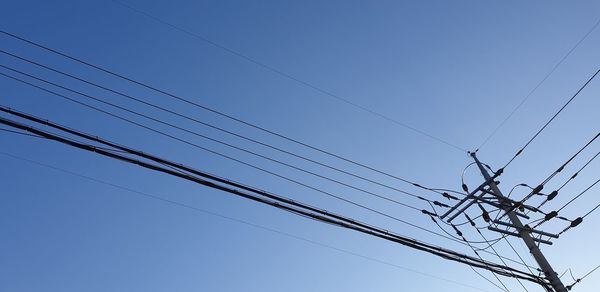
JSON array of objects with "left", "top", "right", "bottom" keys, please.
[{"left": 1, "top": 1, "right": 600, "bottom": 291}]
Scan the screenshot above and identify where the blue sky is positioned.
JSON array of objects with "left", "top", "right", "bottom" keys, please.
[{"left": 1, "top": 1, "right": 600, "bottom": 291}]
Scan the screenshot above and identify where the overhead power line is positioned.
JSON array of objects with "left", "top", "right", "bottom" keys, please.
[
  {"left": 498, "top": 131, "right": 600, "bottom": 221},
  {"left": 0, "top": 150, "right": 492, "bottom": 292},
  {"left": 477, "top": 16, "right": 600, "bottom": 150},
  {"left": 502, "top": 67, "right": 600, "bottom": 169},
  {"left": 104, "top": 1, "right": 467, "bottom": 153},
  {"left": 0, "top": 49, "right": 461, "bottom": 200},
  {"left": 0, "top": 113, "right": 545, "bottom": 285},
  {"left": 0, "top": 29, "right": 461, "bottom": 198},
  {"left": 0, "top": 117, "right": 539, "bottom": 270},
  {"left": 0, "top": 64, "right": 438, "bottom": 212}
]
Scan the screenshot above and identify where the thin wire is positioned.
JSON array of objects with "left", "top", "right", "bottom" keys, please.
[
  {"left": 566, "top": 264, "right": 600, "bottom": 290},
  {"left": 498, "top": 132, "right": 600, "bottom": 221},
  {"left": 0, "top": 50, "right": 459, "bottom": 200},
  {"left": 0, "top": 65, "right": 438, "bottom": 211},
  {"left": 475, "top": 229, "right": 530, "bottom": 292},
  {"left": 0, "top": 103, "right": 474, "bottom": 249},
  {"left": 0, "top": 150, "right": 492, "bottom": 292},
  {"left": 535, "top": 149, "right": 600, "bottom": 210},
  {"left": 557, "top": 177, "right": 600, "bottom": 213},
  {"left": 0, "top": 31, "right": 462, "bottom": 197},
  {"left": 0, "top": 108, "right": 543, "bottom": 276},
  {"left": 102, "top": 1, "right": 467, "bottom": 153},
  {"left": 0, "top": 115, "right": 544, "bottom": 283},
  {"left": 503, "top": 67, "right": 600, "bottom": 169},
  {"left": 478, "top": 16, "right": 600, "bottom": 150}
]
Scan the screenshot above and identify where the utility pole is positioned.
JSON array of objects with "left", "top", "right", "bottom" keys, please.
[{"left": 467, "top": 152, "right": 567, "bottom": 292}]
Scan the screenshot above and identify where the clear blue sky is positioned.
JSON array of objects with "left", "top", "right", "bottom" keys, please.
[{"left": 1, "top": 1, "right": 600, "bottom": 291}]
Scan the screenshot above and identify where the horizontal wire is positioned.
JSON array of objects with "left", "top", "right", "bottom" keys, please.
[
  {"left": 0, "top": 114, "right": 544, "bottom": 283},
  {"left": 0, "top": 29, "right": 464, "bottom": 193},
  {"left": 0, "top": 150, "right": 493, "bottom": 292},
  {"left": 0, "top": 49, "right": 458, "bottom": 200}
]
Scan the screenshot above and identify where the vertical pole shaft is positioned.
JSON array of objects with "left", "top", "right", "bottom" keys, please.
[{"left": 471, "top": 153, "right": 566, "bottom": 292}]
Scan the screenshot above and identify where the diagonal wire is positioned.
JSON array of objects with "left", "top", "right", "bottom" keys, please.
[
  {"left": 105, "top": 0, "right": 467, "bottom": 153},
  {"left": 478, "top": 16, "right": 600, "bottom": 150}
]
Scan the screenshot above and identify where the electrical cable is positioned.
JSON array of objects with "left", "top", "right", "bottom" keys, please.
[
  {"left": 0, "top": 65, "right": 441, "bottom": 211},
  {"left": 0, "top": 105, "right": 490, "bottom": 250},
  {"left": 0, "top": 114, "right": 545, "bottom": 284},
  {"left": 102, "top": 1, "right": 468, "bottom": 153},
  {"left": 0, "top": 150, "right": 494, "bottom": 292},
  {"left": 0, "top": 54, "right": 458, "bottom": 201},
  {"left": 502, "top": 67, "right": 600, "bottom": 169},
  {"left": 535, "top": 149, "right": 600, "bottom": 210},
  {"left": 498, "top": 132, "right": 600, "bottom": 221},
  {"left": 0, "top": 29, "right": 468, "bottom": 191},
  {"left": 566, "top": 264, "right": 600, "bottom": 290},
  {"left": 477, "top": 16, "right": 600, "bottom": 150}
]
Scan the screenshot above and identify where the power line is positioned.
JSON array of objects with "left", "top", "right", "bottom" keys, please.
[
  {"left": 535, "top": 149, "right": 600, "bottom": 210},
  {"left": 502, "top": 67, "right": 600, "bottom": 169},
  {"left": 477, "top": 16, "right": 600, "bottom": 150},
  {"left": 566, "top": 264, "right": 600, "bottom": 290},
  {"left": 0, "top": 64, "right": 439, "bottom": 212},
  {"left": 103, "top": 1, "right": 467, "bottom": 153},
  {"left": 0, "top": 150, "right": 492, "bottom": 292},
  {"left": 0, "top": 104, "right": 476, "bottom": 250},
  {"left": 0, "top": 30, "right": 461, "bottom": 199},
  {"left": 0, "top": 113, "right": 545, "bottom": 284},
  {"left": 0, "top": 49, "right": 460, "bottom": 200},
  {"left": 498, "top": 131, "right": 600, "bottom": 221},
  {"left": 0, "top": 116, "right": 540, "bottom": 272}
]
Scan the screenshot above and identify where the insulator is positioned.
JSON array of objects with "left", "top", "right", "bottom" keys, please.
[
  {"left": 532, "top": 184, "right": 544, "bottom": 194},
  {"left": 452, "top": 225, "right": 463, "bottom": 237},
  {"left": 571, "top": 217, "right": 583, "bottom": 228},
  {"left": 545, "top": 211, "right": 558, "bottom": 221},
  {"left": 433, "top": 201, "right": 450, "bottom": 208},
  {"left": 547, "top": 190, "right": 558, "bottom": 201}
]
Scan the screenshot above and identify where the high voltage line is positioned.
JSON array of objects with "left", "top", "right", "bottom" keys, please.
[{"left": 0, "top": 111, "right": 547, "bottom": 287}]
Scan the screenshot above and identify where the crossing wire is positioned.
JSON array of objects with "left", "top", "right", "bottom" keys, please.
[
  {"left": 0, "top": 30, "right": 461, "bottom": 198},
  {"left": 0, "top": 102, "right": 473, "bottom": 248},
  {"left": 0, "top": 64, "right": 439, "bottom": 211},
  {"left": 0, "top": 49, "right": 460, "bottom": 201},
  {"left": 0, "top": 150, "right": 493, "bottom": 292},
  {"left": 0, "top": 114, "right": 546, "bottom": 285}
]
